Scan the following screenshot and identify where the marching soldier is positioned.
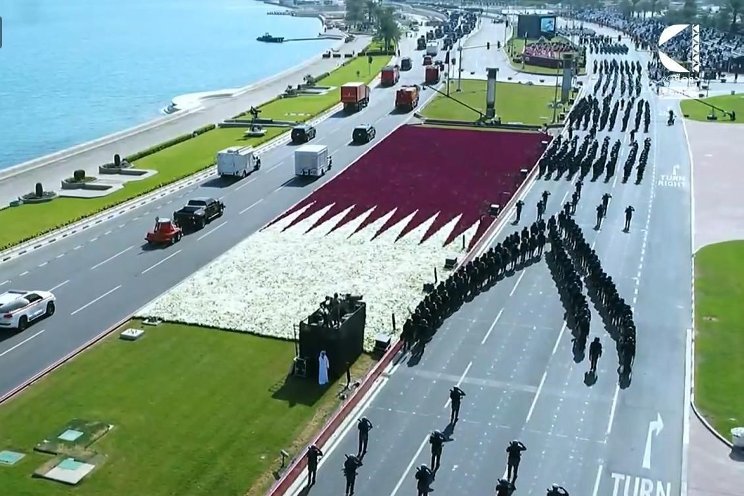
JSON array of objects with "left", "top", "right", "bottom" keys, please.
[
  {"left": 415, "top": 465, "right": 433, "bottom": 496},
  {"left": 430, "top": 430, "right": 446, "bottom": 471},
  {"left": 624, "top": 205, "right": 635, "bottom": 232},
  {"left": 515, "top": 200, "right": 524, "bottom": 223},
  {"left": 589, "top": 337, "right": 603, "bottom": 374},
  {"left": 343, "top": 453, "right": 363, "bottom": 496},
  {"left": 305, "top": 444, "right": 323, "bottom": 486},
  {"left": 506, "top": 440, "right": 527, "bottom": 484},
  {"left": 496, "top": 478, "right": 511, "bottom": 496},
  {"left": 541, "top": 190, "right": 551, "bottom": 207},
  {"left": 601, "top": 193, "right": 612, "bottom": 211},
  {"left": 357, "top": 417, "right": 373, "bottom": 456},
  {"left": 547, "top": 484, "right": 570, "bottom": 496},
  {"left": 449, "top": 386, "right": 466, "bottom": 423}
]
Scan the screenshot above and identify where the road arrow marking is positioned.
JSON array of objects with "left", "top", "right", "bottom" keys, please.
[
  {"left": 672, "top": 165, "right": 680, "bottom": 176},
  {"left": 643, "top": 413, "right": 664, "bottom": 470}
]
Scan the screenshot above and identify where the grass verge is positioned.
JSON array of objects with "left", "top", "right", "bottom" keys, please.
[
  {"left": 0, "top": 54, "right": 390, "bottom": 252},
  {"left": 694, "top": 240, "right": 744, "bottom": 438},
  {"left": 0, "top": 320, "right": 375, "bottom": 496},
  {"left": 680, "top": 94, "right": 744, "bottom": 123},
  {"left": 421, "top": 79, "right": 560, "bottom": 125}
]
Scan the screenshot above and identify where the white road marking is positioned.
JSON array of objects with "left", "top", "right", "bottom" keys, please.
[
  {"left": 235, "top": 177, "right": 259, "bottom": 190},
  {"left": 90, "top": 246, "right": 133, "bottom": 270},
  {"left": 508, "top": 271, "right": 526, "bottom": 296},
  {"left": 444, "top": 361, "right": 473, "bottom": 408},
  {"left": 70, "top": 285, "right": 121, "bottom": 316},
  {"left": 197, "top": 221, "right": 227, "bottom": 241},
  {"left": 104, "top": 230, "right": 112, "bottom": 235},
  {"left": 389, "top": 434, "right": 430, "bottom": 496},
  {"left": 48, "top": 280, "right": 69, "bottom": 291},
  {"left": 90, "top": 237, "right": 98, "bottom": 242},
  {"left": 0, "top": 280, "right": 9, "bottom": 287},
  {"left": 141, "top": 250, "right": 181, "bottom": 275},
  {"left": 551, "top": 322, "right": 568, "bottom": 356},
  {"left": 38, "top": 262, "right": 47, "bottom": 267},
  {"left": 0, "top": 329, "right": 46, "bottom": 358},
  {"left": 481, "top": 309, "right": 504, "bottom": 345},
  {"left": 19, "top": 271, "right": 29, "bottom": 277},
  {"left": 74, "top": 245, "right": 82, "bottom": 250},
  {"left": 592, "top": 463, "right": 603, "bottom": 496},
  {"left": 526, "top": 368, "right": 548, "bottom": 423},
  {"left": 240, "top": 199, "right": 264, "bottom": 215},
  {"left": 56, "top": 253, "right": 65, "bottom": 259},
  {"left": 606, "top": 384, "right": 620, "bottom": 435}
]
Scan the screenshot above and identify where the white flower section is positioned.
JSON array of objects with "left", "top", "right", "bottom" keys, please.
[{"left": 136, "top": 203, "right": 479, "bottom": 351}]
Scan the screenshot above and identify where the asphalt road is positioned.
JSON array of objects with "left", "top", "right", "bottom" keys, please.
[
  {"left": 284, "top": 43, "right": 692, "bottom": 496},
  {"left": 0, "top": 31, "right": 447, "bottom": 397}
]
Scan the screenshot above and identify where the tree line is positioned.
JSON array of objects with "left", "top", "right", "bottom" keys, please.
[{"left": 345, "top": 0, "right": 402, "bottom": 52}]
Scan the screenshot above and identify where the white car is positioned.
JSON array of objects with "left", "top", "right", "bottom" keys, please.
[{"left": 0, "top": 290, "right": 56, "bottom": 331}]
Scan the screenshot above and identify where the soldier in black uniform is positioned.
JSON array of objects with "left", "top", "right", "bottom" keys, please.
[
  {"left": 415, "top": 465, "right": 433, "bottom": 496},
  {"left": 541, "top": 190, "right": 551, "bottom": 207},
  {"left": 595, "top": 204, "right": 604, "bottom": 230},
  {"left": 515, "top": 200, "right": 524, "bottom": 223},
  {"left": 430, "top": 430, "right": 446, "bottom": 471},
  {"left": 547, "top": 484, "right": 570, "bottom": 495},
  {"left": 357, "top": 417, "right": 373, "bottom": 456},
  {"left": 601, "top": 193, "right": 612, "bottom": 211},
  {"left": 506, "top": 440, "right": 527, "bottom": 484},
  {"left": 575, "top": 179, "right": 583, "bottom": 199},
  {"left": 343, "top": 453, "right": 363, "bottom": 496},
  {"left": 624, "top": 205, "right": 635, "bottom": 232},
  {"left": 589, "top": 337, "right": 602, "bottom": 374},
  {"left": 449, "top": 386, "right": 466, "bottom": 423},
  {"left": 537, "top": 200, "right": 544, "bottom": 221},
  {"left": 306, "top": 444, "right": 323, "bottom": 486},
  {"left": 496, "top": 478, "right": 511, "bottom": 496}
]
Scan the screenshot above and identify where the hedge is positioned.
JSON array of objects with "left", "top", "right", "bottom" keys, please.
[{"left": 125, "top": 123, "right": 216, "bottom": 163}]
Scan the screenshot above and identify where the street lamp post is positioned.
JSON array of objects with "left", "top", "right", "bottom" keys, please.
[{"left": 552, "top": 62, "right": 561, "bottom": 124}]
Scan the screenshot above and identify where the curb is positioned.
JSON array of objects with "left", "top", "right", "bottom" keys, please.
[
  {"left": 0, "top": 102, "right": 345, "bottom": 265},
  {"left": 0, "top": 317, "right": 131, "bottom": 406}
]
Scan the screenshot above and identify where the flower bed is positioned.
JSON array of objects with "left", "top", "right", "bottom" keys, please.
[{"left": 137, "top": 126, "right": 547, "bottom": 350}]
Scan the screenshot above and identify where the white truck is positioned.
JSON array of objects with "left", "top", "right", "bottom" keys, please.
[
  {"left": 426, "top": 43, "right": 438, "bottom": 56},
  {"left": 216, "top": 146, "right": 258, "bottom": 178},
  {"left": 294, "top": 144, "right": 331, "bottom": 177}
]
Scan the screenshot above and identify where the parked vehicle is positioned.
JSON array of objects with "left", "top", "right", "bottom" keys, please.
[
  {"left": 352, "top": 124, "right": 376, "bottom": 144},
  {"left": 295, "top": 144, "right": 331, "bottom": 177},
  {"left": 340, "top": 82, "right": 370, "bottom": 113},
  {"left": 291, "top": 124, "right": 317, "bottom": 144},
  {"left": 216, "top": 146, "right": 258, "bottom": 178},
  {"left": 0, "top": 290, "right": 56, "bottom": 331},
  {"left": 395, "top": 85, "right": 420, "bottom": 112},
  {"left": 400, "top": 57, "right": 413, "bottom": 71},
  {"left": 423, "top": 55, "right": 433, "bottom": 66},
  {"left": 173, "top": 197, "right": 225, "bottom": 230},
  {"left": 145, "top": 217, "right": 182, "bottom": 246},
  {"left": 380, "top": 65, "right": 400, "bottom": 86},
  {"left": 425, "top": 66, "right": 440, "bottom": 84}
]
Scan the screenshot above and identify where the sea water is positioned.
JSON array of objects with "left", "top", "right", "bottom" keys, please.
[{"left": 0, "top": 0, "right": 336, "bottom": 170}]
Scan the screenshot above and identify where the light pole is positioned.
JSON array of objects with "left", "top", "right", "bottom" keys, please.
[
  {"left": 457, "top": 41, "right": 463, "bottom": 92},
  {"left": 551, "top": 61, "right": 562, "bottom": 124}
]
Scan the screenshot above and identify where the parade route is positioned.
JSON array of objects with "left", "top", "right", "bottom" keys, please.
[{"left": 285, "top": 45, "right": 692, "bottom": 496}]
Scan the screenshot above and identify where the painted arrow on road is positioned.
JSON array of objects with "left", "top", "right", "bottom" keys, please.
[
  {"left": 672, "top": 165, "right": 680, "bottom": 176},
  {"left": 642, "top": 413, "right": 664, "bottom": 470}
]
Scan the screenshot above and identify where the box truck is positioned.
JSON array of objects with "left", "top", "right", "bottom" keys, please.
[
  {"left": 340, "top": 82, "right": 371, "bottom": 112},
  {"left": 294, "top": 144, "right": 331, "bottom": 177},
  {"left": 216, "top": 146, "right": 257, "bottom": 178}
]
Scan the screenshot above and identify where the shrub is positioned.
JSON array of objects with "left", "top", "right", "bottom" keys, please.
[
  {"left": 73, "top": 170, "right": 85, "bottom": 181},
  {"left": 35, "top": 182, "right": 43, "bottom": 197},
  {"left": 125, "top": 123, "right": 216, "bottom": 163},
  {"left": 114, "top": 154, "right": 121, "bottom": 168}
]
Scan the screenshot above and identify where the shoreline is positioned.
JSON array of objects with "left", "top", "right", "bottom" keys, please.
[{"left": 0, "top": 9, "right": 336, "bottom": 180}]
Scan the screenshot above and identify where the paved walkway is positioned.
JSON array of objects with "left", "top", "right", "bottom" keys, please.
[
  {"left": 0, "top": 32, "right": 372, "bottom": 207},
  {"left": 685, "top": 117, "right": 744, "bottom": 494}
]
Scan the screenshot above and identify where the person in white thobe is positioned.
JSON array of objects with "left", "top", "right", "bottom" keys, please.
[{"left": 318, "top": 351, "right": 330, "bottom": 386}]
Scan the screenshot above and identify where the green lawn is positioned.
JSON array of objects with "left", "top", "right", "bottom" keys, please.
[
  {"left": 421, "top": 79, "right": 560, "bottom": 125},
  {"left": 694, "top": 241, "right": 744, "bottom": 438},
  {"left": 505, "top": 37, "right": 586, "bottom": 76},
  {"left": 239, "top": 54, "right": 390, "bottom": 122},
  {"left": 680, "top": 94, "right": 744, "bottom": 123},
  {"left": 0, "top": 321, "right": 371, "bottom": 496},
  {"left": 0, "top": 54, "right": 390, "bottom": 252}
]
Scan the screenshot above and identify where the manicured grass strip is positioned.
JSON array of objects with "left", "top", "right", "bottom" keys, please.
[
  {"left": 680, "top": 94, "right": 744, "bottom": 123},
  {"left": 421, "top": 79, "right": 559, "bottom": 125},
  {"left": 238, "top": 55, "right": 390, "bottom": 122},
  {"left": 694, "top": 240, "right": 744, "bottom": 439},
  {"left": 0, "top": 54, "right": 390, "bottom": 252},
  {"left": 0, "top": 321, "right": 371, "bottom": 496}
]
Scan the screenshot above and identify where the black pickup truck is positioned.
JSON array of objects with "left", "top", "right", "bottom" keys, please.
[{"left": 173, "top": 197, "right": 225, "bottom": 230}]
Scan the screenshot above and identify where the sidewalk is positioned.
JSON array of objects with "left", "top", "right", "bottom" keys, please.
[{"left": 0, "top": 33, "right": 371, "bottom": 208}]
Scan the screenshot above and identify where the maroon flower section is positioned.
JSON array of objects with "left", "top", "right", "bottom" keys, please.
[{"left": 268, "top": 125, "right": 548, "bottom": 247}]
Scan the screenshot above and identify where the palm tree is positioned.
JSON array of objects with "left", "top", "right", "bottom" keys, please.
[
  {"left": 729, "top": 0, "right": 743, "bottom": 32},
  {"left": 376, "top": 7, "right": 401, "bottom": 52}
]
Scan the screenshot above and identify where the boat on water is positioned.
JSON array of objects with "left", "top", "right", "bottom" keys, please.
[{"left": 257, "top": 33, "right": 285, "bottom": 43}]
